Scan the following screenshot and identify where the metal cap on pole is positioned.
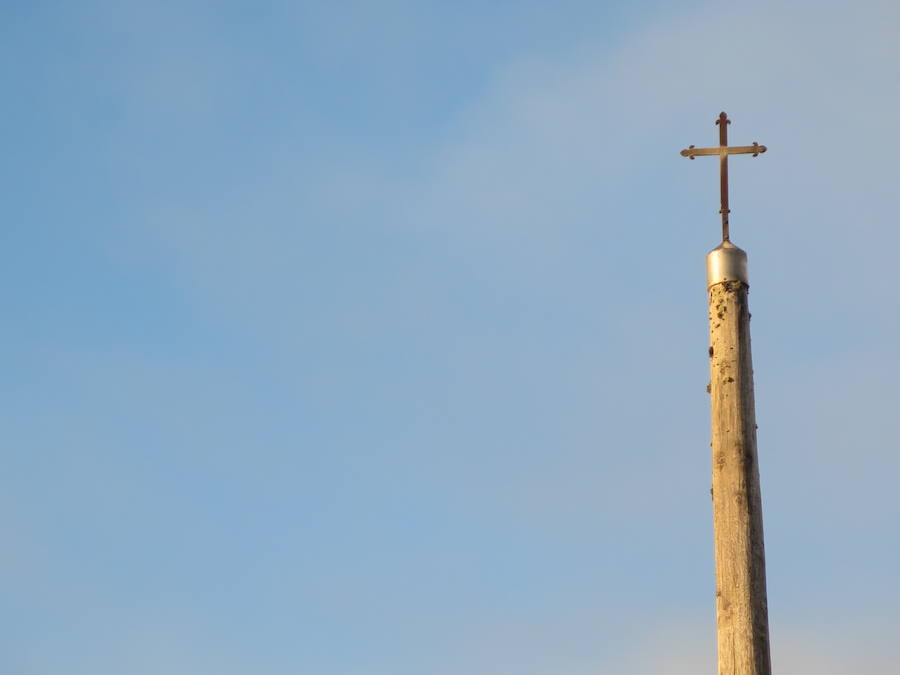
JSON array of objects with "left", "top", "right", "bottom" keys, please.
[{"left": 707, "top": 240, "right": 748, "bottom": 289}]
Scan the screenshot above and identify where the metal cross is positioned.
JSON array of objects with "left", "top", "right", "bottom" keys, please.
[{"left": 681, "top": 112, "right": 766, "bottom": 242}]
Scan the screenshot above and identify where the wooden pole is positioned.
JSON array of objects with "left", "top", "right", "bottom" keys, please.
[{"left": 707, "top": 241, "right": 771, "bottom": 675}]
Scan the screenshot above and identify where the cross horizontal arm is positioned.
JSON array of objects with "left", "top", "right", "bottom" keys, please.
[{"left": 681, "top": 144, "right": 766, "bottom": 159}]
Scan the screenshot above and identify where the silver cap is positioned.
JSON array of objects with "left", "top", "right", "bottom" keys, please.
[{"left": 706, "top": 240, "right": 748, "bottom": 289}]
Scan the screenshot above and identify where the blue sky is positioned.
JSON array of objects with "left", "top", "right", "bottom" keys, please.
[{"left": 3, "top": 1, "right": 900, "bottom": 673}]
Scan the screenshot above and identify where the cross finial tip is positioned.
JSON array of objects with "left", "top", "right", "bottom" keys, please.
[{"left": 716, "top": 111, "right": 730, "bottom": 126}]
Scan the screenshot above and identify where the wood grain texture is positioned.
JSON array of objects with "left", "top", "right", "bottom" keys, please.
[{"left": 708, "top": 281, "right": 771, "bottom": 675}]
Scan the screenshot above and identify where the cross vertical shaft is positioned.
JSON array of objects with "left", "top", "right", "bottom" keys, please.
[{"left": 717, "top": 112, "right": 731, "bottom": 241}]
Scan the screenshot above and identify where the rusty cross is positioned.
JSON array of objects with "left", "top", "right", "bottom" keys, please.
[{"left": 681, "top": 112, "right": 766, "bottom": 242}]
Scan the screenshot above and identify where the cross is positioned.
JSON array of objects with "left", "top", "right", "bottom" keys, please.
[{"left": 681, "top": 112, "right": 766, "bottom": 242}]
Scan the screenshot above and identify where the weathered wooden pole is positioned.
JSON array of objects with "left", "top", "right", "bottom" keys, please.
[
  {"left": 682, "top": 113, "right": 771, "bottom": 675},
  {"left": 706, "top": 242, "right": 771, "bottom": 675}
]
